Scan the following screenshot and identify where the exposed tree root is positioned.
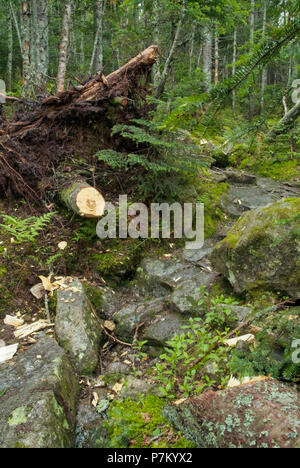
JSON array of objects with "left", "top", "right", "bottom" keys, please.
[{"left": 0, "top": 46, "right": 159, "bottom": 203}]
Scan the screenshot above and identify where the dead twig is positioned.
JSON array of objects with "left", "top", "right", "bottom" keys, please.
[{"left": 87, "top": 298, "right": 133, "bottom": 348}]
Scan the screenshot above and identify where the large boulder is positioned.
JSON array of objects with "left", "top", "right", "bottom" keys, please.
[
  {"left": 0, "top": 335, "right": 79, "bottom": 448},
  {"left": 164, "top": 378, "right": 300, "bottom": 448},
  {"left": 55, "top": 278, "right": 103, "bottom": 375},
  {"left": 210, "top": 198, "right": 300, "bottom": 299}
]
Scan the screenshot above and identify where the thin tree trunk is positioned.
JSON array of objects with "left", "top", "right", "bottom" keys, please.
[
  {"left": 197, "top": 42, "right": 203, "bottom": 69},
  {"left": 7, "top": 13, "right": 13, "bottom": 91},
  {"left": 214, "top": 25, "right": 219, "bottom": 85},
  {"left": 37, "top": 0, "right": 49, "bottom": 92},
  {"left": 22, "top": 1, "right": 34, "bottom": 97},
  {"left": 189, "top": 23, "right": 196, "bottom": 76},
  {"left": 152, "top": 0, "right": 161, "bottom": 85},
  {"left": 155, "top": 0, "right": 187, "bottom": 99},
  {"left": 9, "top": 1, "right": 22, "bottom": 54},
  {"left": 232, "top": 27, "right": 238, "bottom": 116},
  {"left": 94, "top": 0, "right": 107, "bottom": 72},
  {"left": 203, "top": 25, "right": 212, "bottom": 91},
  {"left": 249, "top": 0, "right": 255, "bottom": 119},
  {"left": 261, "top": 0, "right": 268, "bottom": 114},
  {"left": 57, "top": 0, "right": 73, "bottom": 93},
  {"left": 31, "top": 0, "right": 39, "bottom": 79}
]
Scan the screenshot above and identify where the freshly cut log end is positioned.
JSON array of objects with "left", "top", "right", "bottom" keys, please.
[{"left": 61, "top": 182, "right": 105, "bottom": 218}]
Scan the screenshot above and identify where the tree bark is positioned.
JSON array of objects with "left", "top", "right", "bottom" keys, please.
[
  {"left": 232, "top": 27, "right": 238, "bottom": 117},
  {"left": 203, "top": 25, "right": 212, "bottom": 91},
  {"left": 57, "top": 0, "right": 73, "bottom": 93},
  {"left": 60, "top": 181, "right": 105, "bottom": 218},
  {"left": 267, "top": 98, "right": 300, "bottom": 140},
  {"left": 261, "top": 0, "right": 268, "bottom": 115},
  {"left": 249, "top": 0, "right": 255, "bottom": 119},
  {"left": 214, "top": 26, "right": 219, "bottom": 85},
  {"left": 89, "top": 0, "right": 106, "bottom": 74},
  {"left": 7, "top": 12, "right": 13, "bottom": 92},
  {"left": 21, "top": 1, "right": 34, "bottom": 97},
  {"left": 37, "top": 0, "right": 49, "bottom": 92}
]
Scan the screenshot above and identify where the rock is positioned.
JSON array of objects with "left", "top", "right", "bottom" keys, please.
[
  {"left": 183, "top": 246, "right": 214, "bottom": 264},
  {"left": 223, "top": 169, "right": 257, "bottom": 185},
  {"left": 256, "top": 177, "right": 299, "bottom": 195},
  {"left": 105, "top": 361, "right": 131, "bottom": 375},
  {"left": 137, "top": 258, "right": 186, "bottom": 294},
  {"left": 219, "top": 304, "right": 252, "bottom": 326},
  {"left": 144, "top": 313, "right": 185, "bottom": 347},
  {"left": 210, "top": 198, "right": 300, "bottom": 299},
  {"left": 169, "top": 271, "right": 216, "bottom": 315},
  {"left": 164, "top": 378, "right": 300, "bottom": 448},
  {"left": 222, "top": 186, "right": 279, "bottom": 218},
  {"left": 55, "top": 278, "right": 103, "bottom": 375},
  {"left": 75, "top": 402, "right": 103, "bottom": 448},
  {"left": 0, "top": 335, "right": 79, "bottom": 448},
  {"left": 114, "top": 297, "right": 167, "bottom": 341},
  {"left": 119, "top": 376, "right": 161, "bottom": 399}
]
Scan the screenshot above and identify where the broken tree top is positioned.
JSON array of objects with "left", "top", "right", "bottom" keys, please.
[{"left": 0, "top": 46, "right": 159, "bottom": 202}]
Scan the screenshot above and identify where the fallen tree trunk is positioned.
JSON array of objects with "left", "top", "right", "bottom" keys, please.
[
  {"left": 60, "top": 181, "right": 105, "bottom": 218},
  {"left": 0, "top": 46, "right": 159, "bottom": 203},
  {"left": 267, "top": 99, "right": 300, "bottom": 140}
]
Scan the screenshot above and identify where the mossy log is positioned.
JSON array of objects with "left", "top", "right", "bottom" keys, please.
[{"left": 60, "top": 181, "right": 105, "bottom": 218}]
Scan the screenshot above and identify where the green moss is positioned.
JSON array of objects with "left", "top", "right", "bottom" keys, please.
[
  {"left": 83, "top": 283, "right": 105, "bottom": 318},
  {"left": 8, "top": 407, "right": 29, "bottom": 426},
  {"left": 90, "top": 395, "right": 195, "bottom": 449},
  {"left": 198, "top": 181, "right": 229, "bottom": 237},
  {"left": 89, "top": 238, "right": 145, "bottom": 280}
]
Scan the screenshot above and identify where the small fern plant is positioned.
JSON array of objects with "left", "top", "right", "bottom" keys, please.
[{"left": 0, "top": 212, "right": 55, "bottom": 244}]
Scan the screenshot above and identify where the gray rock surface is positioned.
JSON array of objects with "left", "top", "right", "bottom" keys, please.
[
  {"left": 0, "top": 335, "right": 79, "bottom": 448},
  {"left": 114, "top": 297, "right": 167, "bottom": 341},
  {"left": 144, "top": 312, "right": 185, "bottom": 347},
  {"left": 169, "top": 271, "right": 216, "bottom": 315},
  {"left": 55, "top": 278, "right": 103, "bottom": 375},
  {"left": 164, "top": 378, "right": 300, "bottom": 448}
]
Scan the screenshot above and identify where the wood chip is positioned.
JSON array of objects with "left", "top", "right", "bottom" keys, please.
[
  {"left": 104, "top": 320, "right": 116, "bottom": 332},
  {"left": 92, "top": 392, "right": 99, "bottom": 408},
  {"left": 30, "top": 283, "right": 45, "bottom": 300},
  {"left": 112, "top": 382, "right": 123, "bottom": 395},
  {"left": 225, "top": 334, "right": 255, "bottom": 347},
  {"left": 4, "top": 315, "right": 24, "bottom": 328},
  {"left": 0, "top": 343, "right": 18, "bottom": 363},
  {"left": 14, "top": 320, "right": 54, "bottom": 339}
]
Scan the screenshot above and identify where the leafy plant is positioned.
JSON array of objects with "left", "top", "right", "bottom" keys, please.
[
  {"left": 153, "top": 317, "right": 230, "bottom": 400},
  {"left": 0, "top": 212, "right": 55, "bottom": 244}
]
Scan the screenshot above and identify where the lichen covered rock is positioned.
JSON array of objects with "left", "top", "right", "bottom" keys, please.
[
  {"left": 0, "top": 335, "right": 79, "bottom": 448},
  {"left": 210, "top": 198, "right": 300, "bottom": 299},
  {"left": 55, "top": 278, "right": 103, "bottom": 375},
  {"left": 164, "top": 378, "right": 300, "bottom": 448}
]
